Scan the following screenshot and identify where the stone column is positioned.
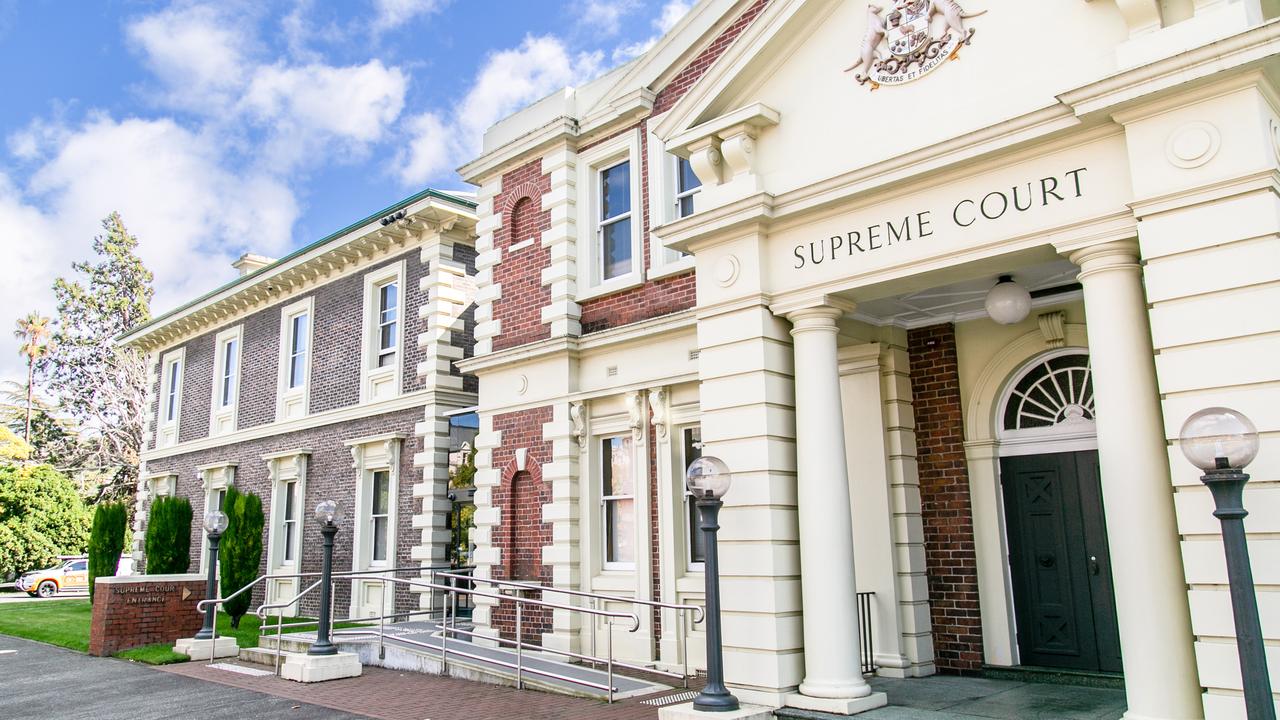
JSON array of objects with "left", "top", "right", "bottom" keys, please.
[
  {"left": 1069, "top": 241, "right": 1202, "bottom": 720},
  {"left": 779, "top": 298, "right": 885, "bottom": 715}
]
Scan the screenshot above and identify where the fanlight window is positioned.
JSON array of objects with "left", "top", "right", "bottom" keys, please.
[{"left": 1003, "top": 353, "right": 1095, "bottom": 432}]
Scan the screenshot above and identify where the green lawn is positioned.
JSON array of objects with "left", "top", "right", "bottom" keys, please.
[{"left": 0, "top": 598, "right": 347, "bottom": 664}]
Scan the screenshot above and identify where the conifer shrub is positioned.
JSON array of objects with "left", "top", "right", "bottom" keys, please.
[
  {"left": 218, "top": 486, "right": 264, "bottom": 628},
  {"left": 144, "top": 496, "right": 192, "bottom": 574},
  {"left": 87, "top": 502, "right": 127, "bottom": 601}
]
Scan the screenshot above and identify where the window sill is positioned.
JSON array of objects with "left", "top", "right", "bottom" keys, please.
[
  {"left": 575, "top": 271, "right": 645, "bottom": 303},
  {"left": 648, "top": 256, "right": 695, "bottom": 281}
]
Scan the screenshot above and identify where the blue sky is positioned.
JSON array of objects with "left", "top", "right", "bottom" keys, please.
[{"left": 0, "top": 0, "right": 688, "bottom": 384}]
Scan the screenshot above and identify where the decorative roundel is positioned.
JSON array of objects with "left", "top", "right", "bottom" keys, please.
[
  {"left": 1165, "top": 121, "right": 1221, "bottom": 169},
  {"left": 1003, "top": 353, "right": 1095, "bottom": 433},
  {"left": 715, "top": 254, "right": 741, "bottom": 288},
  {"left": 517, "top": 374, "right": 529, "bottom": 396}
]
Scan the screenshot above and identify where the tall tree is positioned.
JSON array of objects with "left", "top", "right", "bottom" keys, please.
[
  {"left": 13, "top": 312, "right": 52, "bottom": 444},
  {"left": 43, "top": 213, "right": 153, "bottom": 503}
]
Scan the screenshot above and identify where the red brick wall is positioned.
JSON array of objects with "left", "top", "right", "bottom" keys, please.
[
  {"left": 651, "top": 0, "right": 770, "bottom": 114},
  {"left": 492, "top": 161, "right": 552, "bottom": 352},
  {"left": 89, "top": 575, "right": 206, "bottom": 656},
  {"left": 908, "top": 323, "right": 983, "bottom": 673},
  {"left": 489, "top": 407, "right": 554, "bottom": 646}
]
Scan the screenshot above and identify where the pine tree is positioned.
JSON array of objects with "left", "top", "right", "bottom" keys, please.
[
  {"left": 144, "top": 496, "right": 192, "bottom": 574},
  {"left": 43, "top": 213, "right": 153, "bottom": 504},
  {"left": 218, "top": 486, "right": 264, "bottom": 628},
  {"left": 87, "top": 501, "right": 127, "bottom": 601}
]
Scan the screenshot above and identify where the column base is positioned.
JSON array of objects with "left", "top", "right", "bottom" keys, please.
[
  {"left": 785, "top": 691, "right": 888, "bottom": 715},
  {"left": 279, "top": 651, "right": 363, "bottom": 683},
  {"left": 173, "top": 637, "right": 239, "bottom": 660},
  {"left": 658, "top": 702, "right": 774, "bottom": 720}
]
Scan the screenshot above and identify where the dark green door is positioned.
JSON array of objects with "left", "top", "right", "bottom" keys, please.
[{"left": 1001, "top": 450, "right": 1122, "bottom": 673}]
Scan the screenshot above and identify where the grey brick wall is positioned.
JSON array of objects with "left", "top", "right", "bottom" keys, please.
[
  {"left": 150, "top": 406, "right": 425, "bottom": 617},
  {"left": 157, "top": 248, "right": 428, "bottom": 447}
]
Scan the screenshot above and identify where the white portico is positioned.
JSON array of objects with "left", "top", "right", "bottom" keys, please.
[{"left": 649, "top": 1, "right": 1280, "bottom": 717}]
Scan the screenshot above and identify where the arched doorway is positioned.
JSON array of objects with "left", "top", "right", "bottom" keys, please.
[{"left": 997, "top": 350, "right": 1122, "bottom": 673}]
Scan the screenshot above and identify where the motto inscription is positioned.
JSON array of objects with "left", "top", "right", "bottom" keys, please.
[{"left": 792, "top": 167, "right": 1087, "bottom": 270}]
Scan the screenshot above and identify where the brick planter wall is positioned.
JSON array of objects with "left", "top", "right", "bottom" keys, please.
[
  {"left": 89, "top": 574, "right": 206, "bottom": 656},
  {"left": 908, "top": 323, "right": 984, "bottom": 672}
]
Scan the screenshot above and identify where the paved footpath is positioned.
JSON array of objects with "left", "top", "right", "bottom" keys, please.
[
  {"left": 0, "top": 634, "right": 367, "bottom": 720},
  {"left": 159, "top": 658, "right": 672, "bottom": 720}
]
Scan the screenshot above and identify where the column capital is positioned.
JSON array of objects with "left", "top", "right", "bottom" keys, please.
[
  {"left": 771, "top": 294, "right": 856, "bottom": 323},
  {"left": 1066, "top": 240, "right": 1141, "bottom": 281}
]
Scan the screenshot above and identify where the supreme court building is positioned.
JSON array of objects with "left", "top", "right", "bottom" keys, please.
[{"left": 453, "top": 0, "right": 1280, "bottom": 717}]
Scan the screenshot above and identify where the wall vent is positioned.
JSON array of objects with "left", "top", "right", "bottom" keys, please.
[
  {"left": 688, "top": 350, "right": 700, "bottom": 361},
  {"left": 606, "top": 366, "right": 618, "bottom": 377}
]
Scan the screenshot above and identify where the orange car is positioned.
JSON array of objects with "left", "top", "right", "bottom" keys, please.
[{"left": 15, "top": 557, "right": 88, "bottom": 598}]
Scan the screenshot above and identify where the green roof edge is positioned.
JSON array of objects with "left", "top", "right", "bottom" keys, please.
[{"left": 120, "top": 187, "right": 477, "bottom": 344}]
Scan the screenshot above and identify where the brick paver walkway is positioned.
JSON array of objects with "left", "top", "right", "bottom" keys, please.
[{"left": 157, "top": 661, "right": 699, "bottom": 720}]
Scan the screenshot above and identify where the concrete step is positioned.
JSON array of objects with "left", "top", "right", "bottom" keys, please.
[
  {"left": 238, "top": 646, "right": 286, "bottom": 666},
  {"left": 257, "top": 635, "right": 314, "bottom": 654}
]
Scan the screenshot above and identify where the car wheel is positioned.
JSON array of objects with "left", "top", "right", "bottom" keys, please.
[
  {"left": 36, "top": 581, "right": 57, "bottom": 598},
  {"left": 25, "top": 591, "right": 38, "bottom": 598}
]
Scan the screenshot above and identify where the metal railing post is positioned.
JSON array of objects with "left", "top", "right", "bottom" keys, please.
[
  {"left": 679, "top": 609, "right": 688, "bottom": 688},
  {"left": 607, "top": 619, "right": 615, "bottom": 704},
  {"left": 379, "top": 577, "right": 387, "bottom": 660},
  {"left": 440, "top": 588, "right": 450, "bottom": 673},
  {"left": 590, "top": 597, "right": 598, "bottom": 668},
  {"left": 275, "top": 611, "right": 283, "bottom": 676},
  {"left": 515, "top": 599, "right": 524, "bottom": 690}
]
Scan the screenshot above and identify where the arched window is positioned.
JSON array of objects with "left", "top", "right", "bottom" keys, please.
[{"left": 1001, "top": 351, "right": 1095, "bottom": 435}]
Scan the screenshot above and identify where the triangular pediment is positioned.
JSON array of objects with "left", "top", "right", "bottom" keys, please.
[{"left": 652, "top": 0, "right": 1135, "bottom": 197}]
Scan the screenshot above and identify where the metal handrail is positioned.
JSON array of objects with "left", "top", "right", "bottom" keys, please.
[
  {"left": 436, "top": 570, "right": 704, "bottom": 685},
  {"left": 254, "top": 573, "right": 648, "bottom": 701},
  {"left": 435, "top": 571, "right": 705, "bottom": 622},
  {"left": 191, "top": 564, "right": 463, "bottom": 666}
]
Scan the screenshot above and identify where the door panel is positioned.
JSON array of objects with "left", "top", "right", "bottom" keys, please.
[
  {"left": 1074, "top": 451, "right": 1123, "bottom": 673},
  {"left": 1002, "top": 453, "right": 1096, "bottom": 669}
]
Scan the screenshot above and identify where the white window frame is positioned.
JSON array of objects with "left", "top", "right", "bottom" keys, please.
[
  {"left": 677, "top": 424, "right": 706, "bottom": 572},
  {"left": 197, "top": 462, "right": 236, "bottom": 574},
  {"left": 146, "top": 472, "right": 178, "bottom": 500},
  {"left": 576, "top": 129, "right": 645, "bottom": 301},
  {"left": 600, "top": 433, "right": 638, "bottom": 571},
  {"left": 157, "top": 347, "right": 185, "bottom": 449},
  {"left": 210, "top": 325, "right": 243, "bottom": 436},
  {"left": 346, "top": 433, "right": 404, "bottom": 618},
  {"left": 360, "top": 262, "right": 406, "bottom": 404},
  {"left": 646, "top": 121, "right": 697, "bottom": 279},
  {"left": 276, "top": 297, "right": 314, "bottom": 421},
  {"left": 264, "top": 450, "right": 310, "bottom": 615}
]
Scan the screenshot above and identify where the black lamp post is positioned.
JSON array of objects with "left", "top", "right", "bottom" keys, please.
[
  {"left": 309, "top": 500, "right": 342, "bottom": 657},
  {"left": 1180, "top": 407, "right": 1275, "bottom": 720},
  {"left": 686, "top": 455, "right": 739, "bottom": 713},
  {"left": 194, "top": 510, "right": 228, "bottom": 641}
]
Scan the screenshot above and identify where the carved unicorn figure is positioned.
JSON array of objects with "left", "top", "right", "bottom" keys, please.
[{"left": 845, "top": 3, "right": 887, "bottom": 82}]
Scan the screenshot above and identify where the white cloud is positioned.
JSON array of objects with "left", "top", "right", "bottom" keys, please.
[
  {"left": 241, "top": 60, "right": 407, "bottom": 168},
  {"left": 126, "top": 4, "right": 253, "bottom": 114},
  {"left": 582, "top": 0, "right": 642, "bottom": 37},
  {"left": 610, "top": 0, "right": 693, "bottom": 63},
  {"left": 0, "top": 115, "right": 299, "bottom": 383},
  {"left": 371, "top": 0, "right": 446, "bottom": 32},
  {"left": 656, "top": 0, "right": 692, "bottom": 32},
  {"left": 398, "top": 35, "right": 603, "bottom": 184}
]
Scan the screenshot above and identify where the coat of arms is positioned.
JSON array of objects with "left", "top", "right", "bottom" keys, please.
[{"left": 846, "top": 0, "right": 985, "bottom": 89}]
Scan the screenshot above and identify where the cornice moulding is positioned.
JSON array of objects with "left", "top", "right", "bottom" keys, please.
[{"left": 141, "top": 388, "right": 475, "bottom": 462}]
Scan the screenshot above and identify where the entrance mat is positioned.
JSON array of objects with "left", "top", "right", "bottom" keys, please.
[{"left": 979, "top": 665, "right": 1124, "bottom": 690}]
